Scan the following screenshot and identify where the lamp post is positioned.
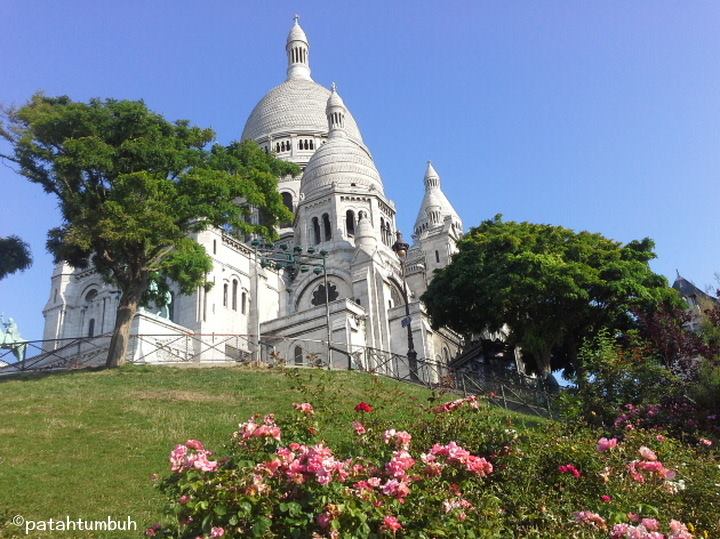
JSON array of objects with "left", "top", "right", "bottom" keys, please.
[
  {"left": 250, "top": 239, "right": 331, "bottom": 367},
  {"left": 391, "top": 231, "right": 419, "bottom": 382}
]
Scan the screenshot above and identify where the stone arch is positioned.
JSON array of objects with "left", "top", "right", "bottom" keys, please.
[{"left": 294, "top": 273, "right": 352, "bottom": 312}]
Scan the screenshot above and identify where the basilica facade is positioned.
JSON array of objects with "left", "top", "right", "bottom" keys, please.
[{"left": 41, "top": 18, "right": 465, "bottom": 378}]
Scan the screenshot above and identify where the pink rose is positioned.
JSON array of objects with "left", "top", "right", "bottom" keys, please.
[
  {"left": 210, "top": 527, "right": 225, "bottom": 538},
  {"left": 381, "top": 515, "right": 403, "bottom": 533},
  {"left": 597, "top": 437, "right": 618, "bottom": 452},
  {"left": 185, "top": 439, "right": 205, "bottom": 451},
  {"left": 638, "top": 446, "right": 657, "bottom": 461},
  {"left": 575, "top": 511, "right": 607, "bottom": 530},
  {"left": 293, "top": 402, "right": 315, "bottom": 415},
  {"left": 641, "top": 518, "right": 660, "bottom": 531}
]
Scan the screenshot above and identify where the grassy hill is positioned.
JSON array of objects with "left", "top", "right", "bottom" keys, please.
[
  {"left": 1, "top": 366, "right": 717, "bottom": 539},
  {"left": 0, "top": 365, "right": 533, "bottom": 538}
]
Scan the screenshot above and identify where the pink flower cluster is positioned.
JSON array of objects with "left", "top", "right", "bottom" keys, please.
[
  {"left": 265, "top": 442, "right": 350, "bottom": 486},
  {"left": 169, "top": 440, "right": 218, "bottom": 473},
  {"left": 611, "top": 522, "right": 663, "bottom": 538},
  {"left": 611, "top": 519, "right": 692, "bottom": 539},
  {"left": 667, "top": 520, "right": 694, "bottom": 539},
  {"left": 352, "top": 421, "right": 366, "bottom": 436},
  {"left": 235, "top": 414, "right": 282, "bottom": 443},
  {"left": 627, "top": 446, "right": 675, "bottom": 483},
  {"left": 558, "top": 463, "right": 582, "bottom": 479},
  {"left": 574, "top": 511, "right": 607, "bottom": 530},
  {"left": 381, "top": 515, "right": 403, "bottom": 533},
  {"left": 385, "top": 450, "right": 416, "bottom": 478},
  {"left": 443, "top": 496, "right": 474, "bottom": 521},
  {"left": 432, "top": 395, "right": 481, "bottom": 414},
  {"left": 597, "top": 437, "right": 618, "bottom": 452},
  {"left": 422, "top": 442, "right": 493, "bottom": 477},
  {"left": 293, "top": 402, "right": 315, "bottom": 415},
  {"left": 383, "top": 429, "right": 412, "bottom": 450}
]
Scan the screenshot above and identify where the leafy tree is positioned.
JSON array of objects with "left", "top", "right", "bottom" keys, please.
[
  {"left": 422, "top": 215, "right": 679, "bottom": 377},
  {"left": 0, "top": 94, "right": 296, "bottom": 367},
  {"left": 0, "top": 235, "right": 32, "bottom": 280}
]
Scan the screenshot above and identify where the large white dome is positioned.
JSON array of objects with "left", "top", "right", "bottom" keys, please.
[{"left": 241, "top": 79, "right": 363, "bottom": 142}]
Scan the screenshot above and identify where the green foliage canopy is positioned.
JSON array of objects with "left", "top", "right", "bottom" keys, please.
[
  {"left": 0, "top": 235, "right": 32, "bottom": 280},
  {"left": 0, "top": 94, "right": 297, "bottom": 365},
  {"left": 422, "top": 215, "right": 680, "bottom": 375}
]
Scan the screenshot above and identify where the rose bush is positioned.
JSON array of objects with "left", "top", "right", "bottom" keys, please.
[{"left": 149, "top": 377, "right": 720, "bottom": 538}]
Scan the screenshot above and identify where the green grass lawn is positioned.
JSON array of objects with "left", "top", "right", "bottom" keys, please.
[{"left": 0, "top": 365, "right": 540, "bottom": 538}]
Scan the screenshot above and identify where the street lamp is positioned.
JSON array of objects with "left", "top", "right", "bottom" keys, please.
[
  {"left": 250, "top": 239, "right": 332, "bottom": 367},
  {"left": 391, "top": 231, "right": 419, "bottom": 382}
]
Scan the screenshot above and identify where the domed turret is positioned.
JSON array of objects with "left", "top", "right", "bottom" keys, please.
[
  {"left": 300, "top": 85, "right": 384, "bottom": 198},
  {"left": 326, "top": 82, "right": 347, "bottom": 136},
  {"left": 286, "top": 15, "right": 311, "bottom": 81},
  {"left": 413, "top": 161, "right": 462, "bottom": 239}
]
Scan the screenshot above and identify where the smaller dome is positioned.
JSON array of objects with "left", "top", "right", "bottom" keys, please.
[
  {"left": 300, "top": 136, "right": 384, "bottom": 197},
  {"left": 300, "top": 86, "right": 383, "bottom": 198}
]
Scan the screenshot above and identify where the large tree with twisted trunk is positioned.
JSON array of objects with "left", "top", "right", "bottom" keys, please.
[{"left": 1, "top": 94, "right": 295, "bottom": 367}]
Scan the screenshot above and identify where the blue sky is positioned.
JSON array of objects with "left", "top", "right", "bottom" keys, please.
[{"left": 1, "top": 1, "right": 719, "bottom": 340}]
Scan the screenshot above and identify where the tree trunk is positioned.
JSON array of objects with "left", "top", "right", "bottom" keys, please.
[{"left": 106, "top": 280, "right": 146, "bottom": 368}]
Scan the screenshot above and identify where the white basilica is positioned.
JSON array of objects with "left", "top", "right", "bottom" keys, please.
[{"left": 41, "top": 18, "right": 465, "bottom": 378}]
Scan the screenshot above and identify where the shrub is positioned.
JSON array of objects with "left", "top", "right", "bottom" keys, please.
[{"left": 149, "top": 386, "right": 720, "bottom": 538}]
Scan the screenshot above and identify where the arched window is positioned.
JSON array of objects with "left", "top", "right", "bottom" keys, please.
[
  {"left": 435, "top": 250, "right": 440, "bottom": 263},
  {"left": 443, "top": 347, "right": 450, "bottom": 363},
  {"left": 380, "top": 217, "right": 385, "bottom": 244},
  {"left": 294, "top": 346, "right": 303, "bottom": 365},
  {"left": 312, "top": 217, "right": 321, "bottom": 245},
  {"left": 232, "top": 279, "right": 238, "bottom": 311},
  {"left": 322, "top": 213, "right": 332, "bottom": 241},
  {"left": 282, "top": 192, "right": 293, "bottom": 212},
  {"left": 309, "top": 140, "right": 314, "bottom": 150},
  {"left": 87, "top": 318, "right": 95, "bottom": 338},
  {"left": 241, "top": 292, "right": 247, "bottom": 315},
  {"left": 85, "top": 289, "right": 98, "bottom": 303},
  {"left": 281, "top": 192, "right": 293, "bottom": 227},
  {"left": 346, "top": 210, "right": 355, "bottom": 236},
  {"left": 213, "top": 239, "right": 217, "bottom": 254},
  {"left": 276, "top": 142, "right": 280, "bottom": 152},
  {"left": 223, "top": 283, "right": 228, "bottom": 307}
]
